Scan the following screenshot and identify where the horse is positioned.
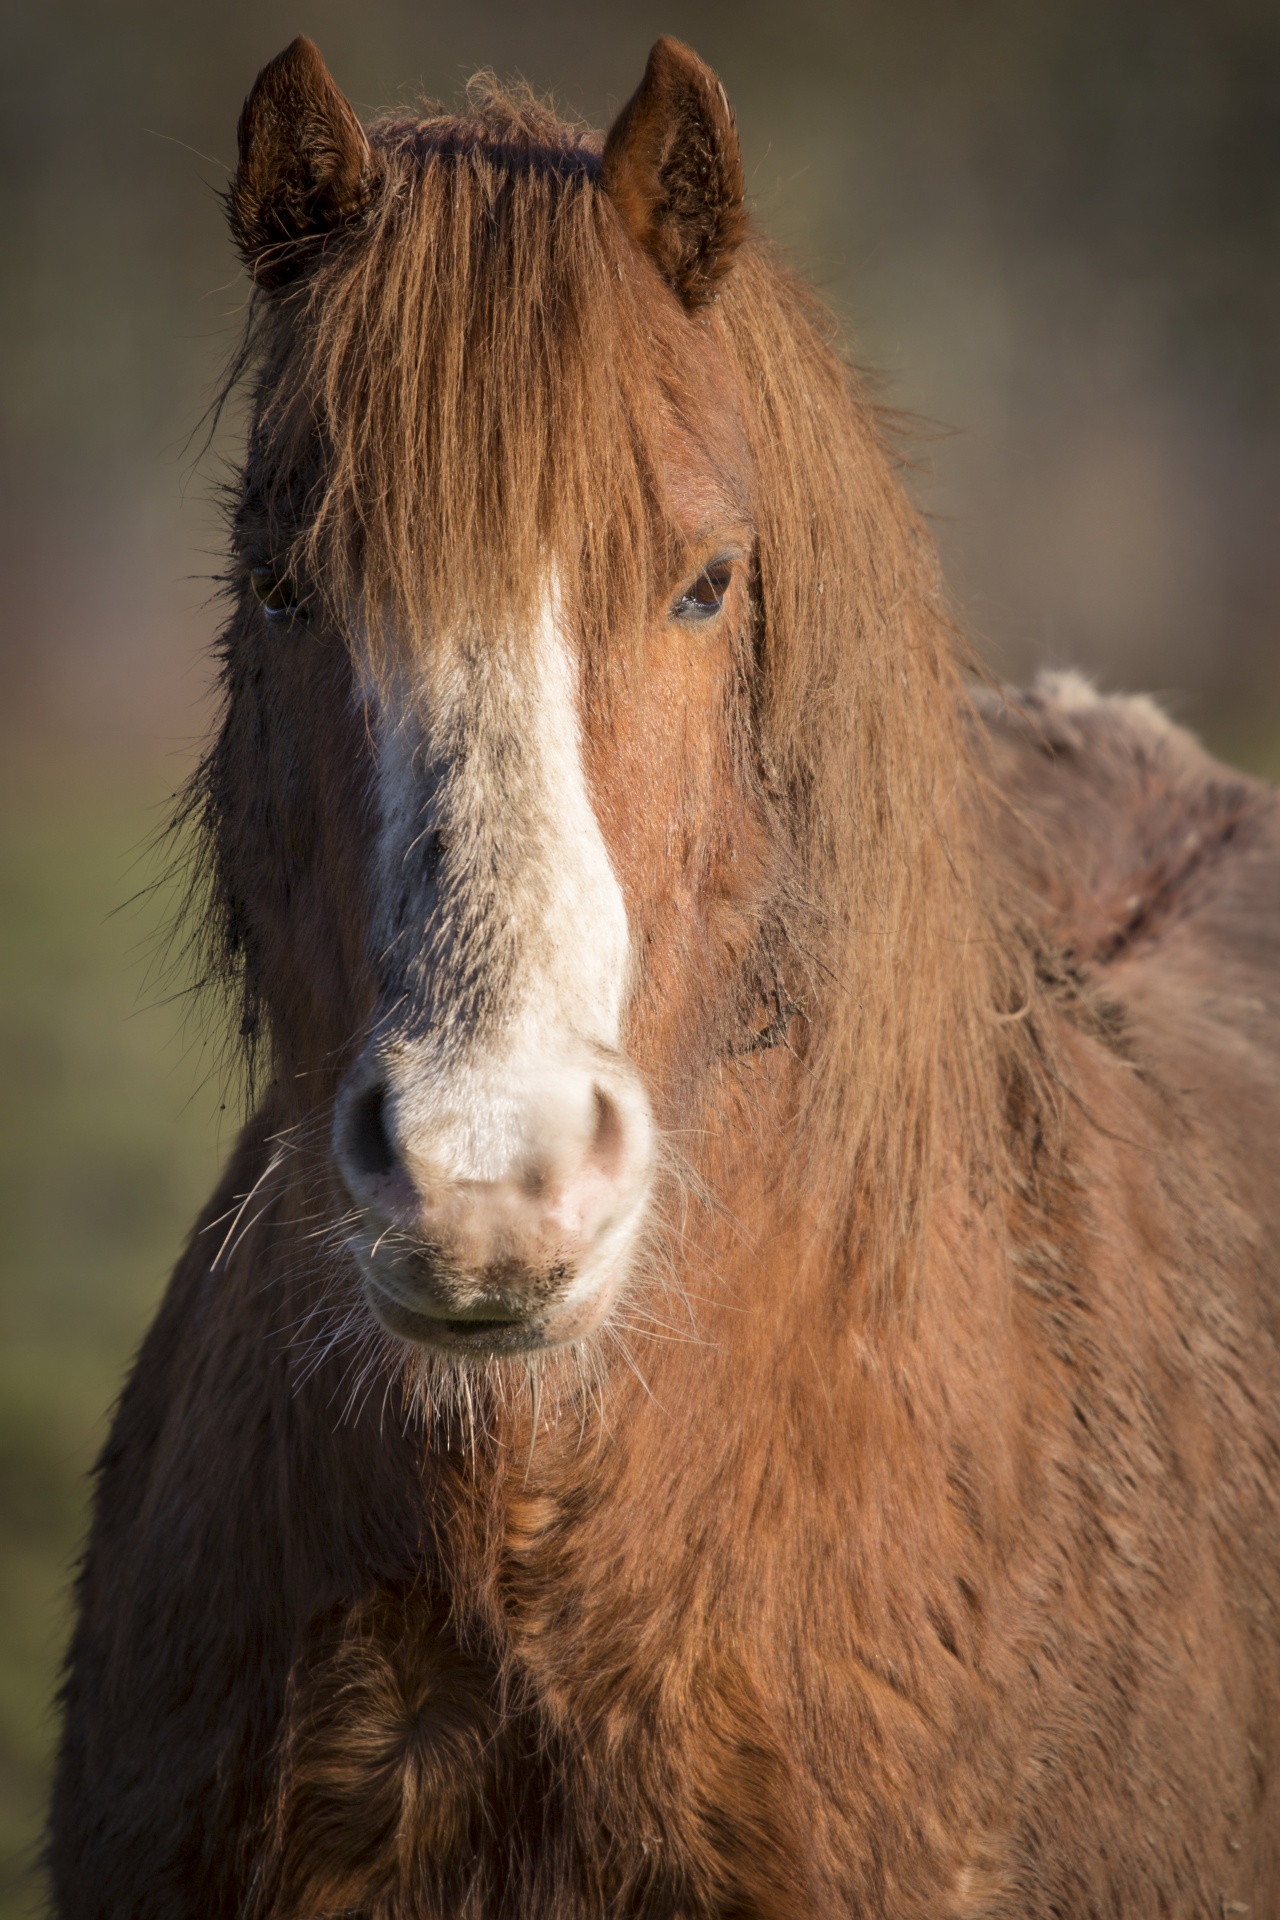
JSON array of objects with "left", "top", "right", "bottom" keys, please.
[{"left": 49, "top": 34, "right": 1280, "bottom": 1919}]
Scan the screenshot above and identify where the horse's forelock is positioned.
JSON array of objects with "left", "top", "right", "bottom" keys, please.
[{"left": 248, "top": 102, "right": 682, "bottom": 687}]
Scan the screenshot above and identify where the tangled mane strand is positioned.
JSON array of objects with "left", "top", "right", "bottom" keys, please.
[{"left": 706, "top": 250, "right": 1055, "bottom": 1294}]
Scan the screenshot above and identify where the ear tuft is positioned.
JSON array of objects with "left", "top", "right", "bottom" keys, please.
[
  {"left": 229, "top": 37, "right": 373, "bottom": 291},
  {"left": 602, "top": 38, "right": 746, "bottom": 310}
]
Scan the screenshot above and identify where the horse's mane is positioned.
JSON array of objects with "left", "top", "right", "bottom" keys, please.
[{"left": 203, "top": 76, "right": 1060, "bottom": 1304}]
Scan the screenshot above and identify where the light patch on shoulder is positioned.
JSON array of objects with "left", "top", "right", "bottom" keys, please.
[{"left": 1034, "top": 668, "right": 1178, "bottom": 740}]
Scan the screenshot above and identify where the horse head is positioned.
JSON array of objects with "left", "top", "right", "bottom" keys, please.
[{"left": 218, "top": 38, "right": 781, "bottom": 1359}]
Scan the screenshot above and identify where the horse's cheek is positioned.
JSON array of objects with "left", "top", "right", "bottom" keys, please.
[
  {"left": 225, "top": 633, "right": 378, "bottom": 1083},
  {"left": 585, "top": 624, "right": 740, "bottom": 1011}
]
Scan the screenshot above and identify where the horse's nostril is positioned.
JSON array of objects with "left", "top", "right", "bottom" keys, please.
[{"left": 342, "top": 1081, "right": 397, "bottom": 1179}]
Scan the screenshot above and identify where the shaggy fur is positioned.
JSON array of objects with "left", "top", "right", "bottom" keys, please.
[{"left": 50, "top": 36, "right": 1280, "bottom": 1920}]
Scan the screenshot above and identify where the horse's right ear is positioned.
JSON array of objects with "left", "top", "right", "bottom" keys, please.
[
  {"left": 602, "top": 38, "right": 746, "bottom": 310},
  {"left": 229, "top": 37, "right": 372, "bottom": 291}
]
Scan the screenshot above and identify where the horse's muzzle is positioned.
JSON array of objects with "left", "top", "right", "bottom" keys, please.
[{"left": 332, "top": 1043, "right": 655, "bottom": 1354}]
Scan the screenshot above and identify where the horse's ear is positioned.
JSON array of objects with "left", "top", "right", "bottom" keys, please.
[
  {"left": 601, "top": 38, "right": 746, "bottom": 310},
  {"left": 229, "top": 36, "right": 372, "bottom": 291}
]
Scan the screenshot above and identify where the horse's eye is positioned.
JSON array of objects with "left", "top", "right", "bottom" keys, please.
[
  {"left": 249, "top": 565, "right": 308, "bottom": 625},
  {"left": 674, "top": 561, "right": 733, "bottom": 623}
]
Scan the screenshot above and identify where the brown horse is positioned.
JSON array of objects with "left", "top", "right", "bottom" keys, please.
[{"left": 50, "top": 34, "right": 1280, "bottom": 1919}]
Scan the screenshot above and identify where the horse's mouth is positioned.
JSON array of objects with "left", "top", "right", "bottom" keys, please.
[
  {"left": 358, "top": 1263, "right": 605, "bottom": 1357},
  {"left": 336, "top": 1171, "right": 644, "bottom": 1356}
]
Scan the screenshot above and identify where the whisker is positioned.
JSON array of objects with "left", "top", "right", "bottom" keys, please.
[{"left": 203, "top": 1145, "right": 289, "bottom": 1260}]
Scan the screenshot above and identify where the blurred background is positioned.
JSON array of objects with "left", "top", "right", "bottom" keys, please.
[{"left": 2, "top": 0, "right": 1278, "bottom": 1907}]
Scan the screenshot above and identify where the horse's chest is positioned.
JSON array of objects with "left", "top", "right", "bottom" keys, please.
[{"left": 258, "top": 1575, "right": 810, "bottom": 1920}]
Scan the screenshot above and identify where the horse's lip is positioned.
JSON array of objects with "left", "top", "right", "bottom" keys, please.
[{"left": 362, "top": 1273, "right": 551, "bottom": 1353}]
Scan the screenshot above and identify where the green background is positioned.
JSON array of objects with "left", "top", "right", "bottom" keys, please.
[{"left": 0, "top": 771, "right": 230, "bottom": 1913}]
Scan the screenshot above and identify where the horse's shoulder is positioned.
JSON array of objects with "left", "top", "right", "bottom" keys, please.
[
  {"left": 977, "top": 674, "right": 1280, "bottom": 1232},
  {"left": 973, "top": 669, "right": 1280, "bottom": 974}
]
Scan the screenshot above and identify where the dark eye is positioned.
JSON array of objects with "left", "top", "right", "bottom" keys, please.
[
  {"left": 249, "top": 565, "right": 308, "bottom": 625},
  {"left": 673, "top": 560, "right": 733, "bottom": 623}
]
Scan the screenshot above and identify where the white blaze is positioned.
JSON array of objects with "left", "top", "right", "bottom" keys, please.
[{"left": 367, "top": 592, "right": 633, "bottom": 1186}]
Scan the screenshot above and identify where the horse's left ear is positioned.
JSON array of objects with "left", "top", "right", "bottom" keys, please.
[
  {"left": 229, "top": 36, "right": 373, "bottom": 291},
  {"left": 602, "top": 38, "right": 746, "bottom": 310}
]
